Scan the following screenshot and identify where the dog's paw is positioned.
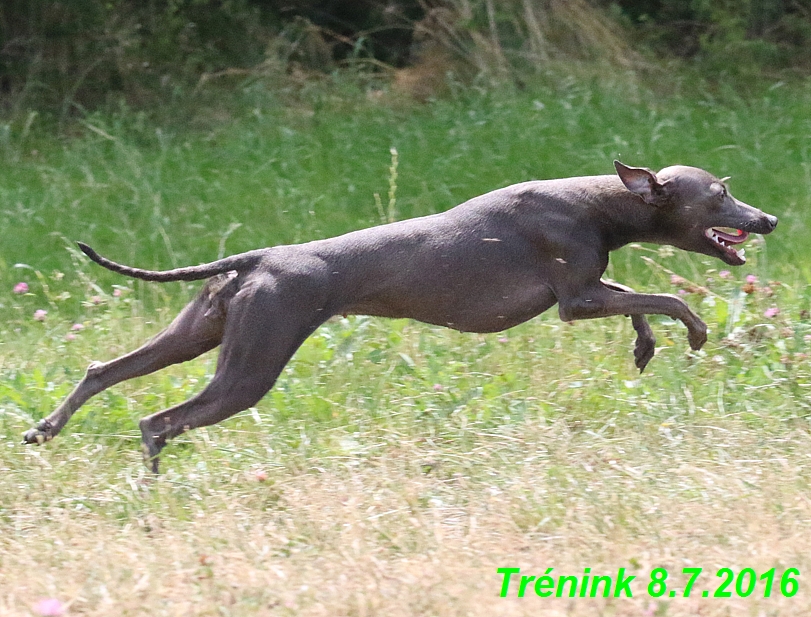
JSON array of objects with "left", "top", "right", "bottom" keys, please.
[
  {"left": 139, "top": 419, "right": 165, "bottom": 474},
  {"left": 688, "top": 324, "right": 708, "bottom": 351},
  {"left": 22, "top": 420, "right": 54, "bottom": 445},
  {"left": 141, "top": 442, "right": 161, "bottom": 474},
  {"left": 634, "top": 336, "right": 656, "bottom": 373}
]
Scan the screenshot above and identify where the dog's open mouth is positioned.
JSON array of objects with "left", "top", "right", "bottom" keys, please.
[{"left": 704, "top": 227, "right": 749, "bottom": 264}]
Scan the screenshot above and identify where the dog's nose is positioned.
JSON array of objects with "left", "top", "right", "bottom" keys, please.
[{"left": 766, "top": 214, "right": 778, "bottom": 231}]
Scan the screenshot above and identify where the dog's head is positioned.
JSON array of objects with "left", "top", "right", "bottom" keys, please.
[{"left": 614, "top": 161, "right": 778, "bottom": 266}]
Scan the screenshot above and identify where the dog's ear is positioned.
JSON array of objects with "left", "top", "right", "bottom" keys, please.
[{"left": 614, "top": 161, "right": 665, "bottom": 205}]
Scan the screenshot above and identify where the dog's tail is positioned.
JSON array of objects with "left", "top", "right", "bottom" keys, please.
[{"left": 77, "top": 242, "right": 263, "bottom": 282}]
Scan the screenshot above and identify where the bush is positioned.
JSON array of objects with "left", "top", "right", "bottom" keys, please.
[
  {"left": 3, "top": 0, "right": 811, "bottom": 118},
  {"left": 607, "top": 0, "right": 811, "bottom": 73},
  {"left": 0, "top": 0, "right": 272, "bottom": 115}
]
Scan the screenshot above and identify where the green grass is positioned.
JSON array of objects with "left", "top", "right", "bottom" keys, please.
[
  {"left": 2, "top": 76, "right": 810, "bottom": 288},
  {"left": 1, "top": 75, "right": 811, "bottom": 615}
]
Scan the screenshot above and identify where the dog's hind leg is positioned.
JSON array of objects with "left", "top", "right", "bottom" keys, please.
[
  {"left": 22, "top": 275, "right": 237, "bottom": 446},
  {"left": 138, "top": 275, "right": 329, "bottom": 472}
]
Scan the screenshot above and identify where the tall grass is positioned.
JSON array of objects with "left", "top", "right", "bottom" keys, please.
[
  {"left": 1, "top": 76, "right": 811, "bottom": 615},
  {"left": 1, "top": 76, "right": 810, "bottom": 292}
]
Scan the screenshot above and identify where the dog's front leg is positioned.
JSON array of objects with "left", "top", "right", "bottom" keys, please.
[
  {"left": 558, "top": 284, "right": 707, "bottom": 354},
  {"left": 600, "top": 279, "right": 655, "bottom": 372}
]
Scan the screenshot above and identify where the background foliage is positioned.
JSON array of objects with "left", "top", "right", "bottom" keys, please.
[{"left": 3, "top": 0, "right": 811, "bottom": 118}]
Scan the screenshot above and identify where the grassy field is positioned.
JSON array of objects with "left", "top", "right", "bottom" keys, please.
[{"left": 1, "top": 74, "right": 811, "bottom": 615}]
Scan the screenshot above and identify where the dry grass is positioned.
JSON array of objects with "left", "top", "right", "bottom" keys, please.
[
  {"left": 2, "top": 404, "right": 811, "bottom": 616},
  {"left": 415, "top": 0, "right": 642, "bottom": 82}
]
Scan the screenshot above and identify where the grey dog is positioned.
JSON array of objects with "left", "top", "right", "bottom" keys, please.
[{"left": 23, "top": 161, "right": 778, "bottom": 471}]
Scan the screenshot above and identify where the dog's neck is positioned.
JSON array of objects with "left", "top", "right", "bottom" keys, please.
[{"left": 586, "top": 181, "right": 674, "bottom": 251}]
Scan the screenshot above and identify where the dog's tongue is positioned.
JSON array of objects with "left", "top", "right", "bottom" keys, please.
[{"left": 711, "top": 228, "right": 748, "bottom": 244}]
